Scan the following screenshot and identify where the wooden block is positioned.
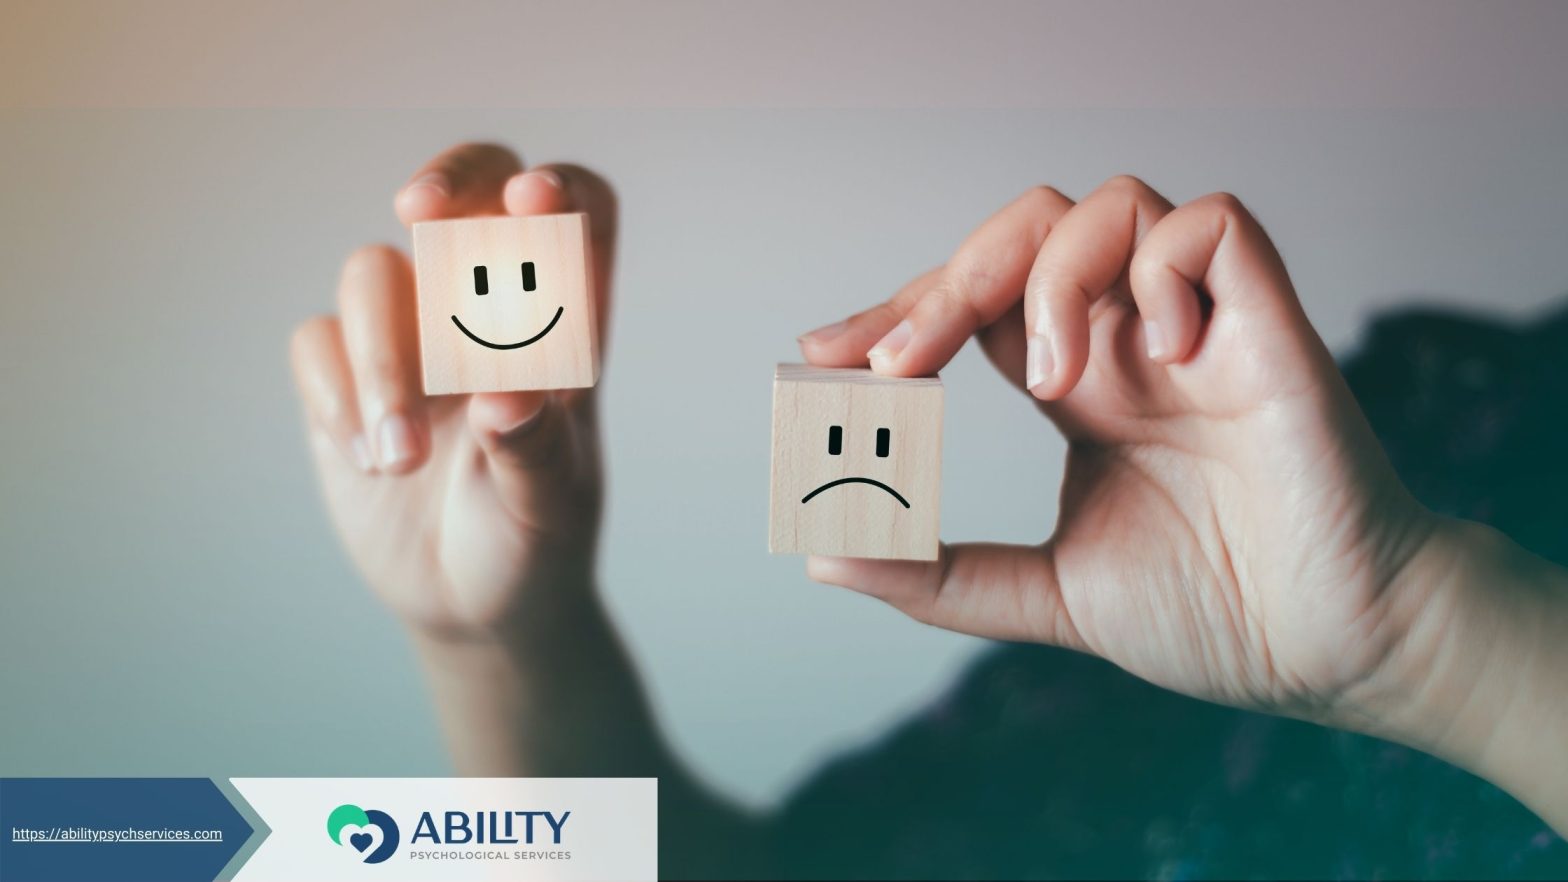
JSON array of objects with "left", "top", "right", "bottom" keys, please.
[
  {"left": 769, "top": 364, "right": 943, "bottom": 561},
  {"left": 413, "top": 213, "right": 599, "bottom": 395}
]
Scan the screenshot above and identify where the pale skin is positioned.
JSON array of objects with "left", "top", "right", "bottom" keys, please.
[
  {"left": 289, "top": 143, "right": 758, "bottom": 875},
  {"left": 292, "top": 144, "right": 1568, "bottom": 872}
]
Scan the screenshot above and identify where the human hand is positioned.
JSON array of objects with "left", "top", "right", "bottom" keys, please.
[
  {"left": 290, "top": 143, "right": 616, "bottom": 637},
  {"left": 798, "top": 177, "right": 1444, "bottom": 724}
]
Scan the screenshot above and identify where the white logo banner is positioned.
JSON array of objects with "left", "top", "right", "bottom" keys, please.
[{"left": 229, "top": 778, "right": 656, "bottom": 882}]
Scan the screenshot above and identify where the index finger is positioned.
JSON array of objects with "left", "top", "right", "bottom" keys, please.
[
  {"left": 502, "top": 163, "right": 619, "bottom": 351},
  {"left": 394, "top": 142, "right": 524, "bottom": 227},
  {"left": 462, "top": 162, "right": 621, "bottom": 430},
  {"left": 866, "top": 186, "right": 1075, "bottom": 378},
  {"left": 1022, "top": 176, "right": 1173, "bottom": 399}
]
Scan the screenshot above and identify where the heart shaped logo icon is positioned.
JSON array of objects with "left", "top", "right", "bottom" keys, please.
[
  {"left": 336, "top": 821, "right": 383, "bottom": 857},
  {"left": 327, "top": 804, "right": 399, "bottom": 864}
]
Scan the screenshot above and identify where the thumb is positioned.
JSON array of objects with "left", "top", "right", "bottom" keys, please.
[
  {"left": 806, "top": 542, "right": 1087, "bottom": 651},
  {"left": 467, "top": 391, "right": 596, "bottom": 527}
]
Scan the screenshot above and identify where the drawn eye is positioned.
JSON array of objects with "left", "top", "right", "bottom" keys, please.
[
  {"left": 521, "top": 261, "right": 537, "bottom": 292},
  {"left": 473, "top": 265, "right": 489, "bottom": 295},
  {"left": 827, "top": 425, "right": 843, "bottom": 456},
  {"left": 876, "top": 428, "right": 891, "bottom": 458}
]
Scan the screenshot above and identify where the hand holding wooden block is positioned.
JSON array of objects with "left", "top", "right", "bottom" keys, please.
[
  {"left": 769, "top": 364, "right": 943, "bottom": 561},
  {"left": 413, "top": 213, "right": 599, "bottom": 395}
]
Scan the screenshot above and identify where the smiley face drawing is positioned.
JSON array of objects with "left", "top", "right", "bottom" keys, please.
[
  {"left": 769, "top": 364, "right": 943, "bottom": 561},
  {"left": 413, "top": 213, "right": 599, "bottom": 395},
  {"left": 450, "top": 260, "right": 564, "bottom": 350}
]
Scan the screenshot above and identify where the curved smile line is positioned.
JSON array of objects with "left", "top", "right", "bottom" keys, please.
[
  {"left": 451, "top": 306, "right": 564, "bottom": 350},
  {"left": 800, "top": 477, "right": 911, "bottom": 508}
]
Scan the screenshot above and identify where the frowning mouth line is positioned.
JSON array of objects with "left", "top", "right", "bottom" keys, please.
[
  {"left": 451, "top": 306, "right": 564, "bottom": 350},
  {"left": 800, "top": 477, "right": 911, "bottom": 508}
]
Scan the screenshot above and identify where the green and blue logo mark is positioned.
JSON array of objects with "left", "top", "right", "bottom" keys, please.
[{"left": 327, "top": 803, "right": 399, "bottom": 864}]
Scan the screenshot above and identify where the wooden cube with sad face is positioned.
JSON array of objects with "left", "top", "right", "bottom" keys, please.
[
  {"left": 413, "top": 213, "right": 599, "bottom": 394},
  {"left": 769, "top": 364, "right": 943, "bottom": 561}
]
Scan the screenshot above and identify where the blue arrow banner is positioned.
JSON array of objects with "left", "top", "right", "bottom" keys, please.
[{"left": 0, "top": 778, "right": 257, "bottom": 882}]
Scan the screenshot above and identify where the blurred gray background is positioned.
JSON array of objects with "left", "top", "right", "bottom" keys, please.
[{"left": 3, "top": 3, "right": 1567, "bottom": 809}]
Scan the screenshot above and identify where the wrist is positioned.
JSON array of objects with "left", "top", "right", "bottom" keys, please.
[
  {"left": 408, "top": 577, "right": 602, "bottom": 663},
  {"left": 1345, "top": 515, "right": 1568, "bottom": 829},
  {"left": 406, "top": 582, "right": 631, "bottom": 777}
]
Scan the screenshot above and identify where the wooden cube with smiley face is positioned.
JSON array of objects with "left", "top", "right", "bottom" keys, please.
[
  {"left": 769, "top": 364, "right": 943, "bottom": 561},
  {"left": 413, "top": 213, "right": 599, "bottom": 395}
]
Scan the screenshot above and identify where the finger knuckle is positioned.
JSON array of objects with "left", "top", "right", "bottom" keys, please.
[
  {"left": 1127, "top": 248, "right": 1164, "bottom": 284},
  {"left": 444, "top": 142, "right": 523, "bottom": 179},
  {"left": 363, "top": 351, "right": 408, "bottom": 391},
  {"left": 1101, "top": 173, "right": 1155, "bottom": 197},
  {"left": 1025, "top": 267, "right": 1089, "bottom": 307},
  {"left": 1128, "top": 241, "right": 1166, "bottom": 276},
  {"left": 925, "top": 269, "right": 988, "bottom": 328},
  {"left": 1195, "top": 190, "right": 1249, "bottom": 219},
  {"left": 462, "top": 142, "right": 523, "bottom": 166},
  {"left": 1018, "top": 184, "right": 1072, "bottom": 212}
]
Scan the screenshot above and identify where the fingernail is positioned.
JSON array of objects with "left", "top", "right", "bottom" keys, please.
[
  {"left": 798, "top": 319, "right": 850, "bottom": 344},
  {"left": 349, "top": 434, "right": 375, "bottom": 473},
  {"left": 1026, "top": 334, "right": 1055, "bottom": 393},
  {"left": 521, "top": 169, "right": 564, "bottom": 190},
  {"left": 377, "top": 414, "right": 419, "bottom": 469},
  {"left": 867, "top": 320, "right": 913, "bottom": 370},
  {"left": 1144, "top": 320, "right": 1167, "bottom": 360},
  {"left": 406, "top": 172, "right": 450, "bottom": 198}
]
